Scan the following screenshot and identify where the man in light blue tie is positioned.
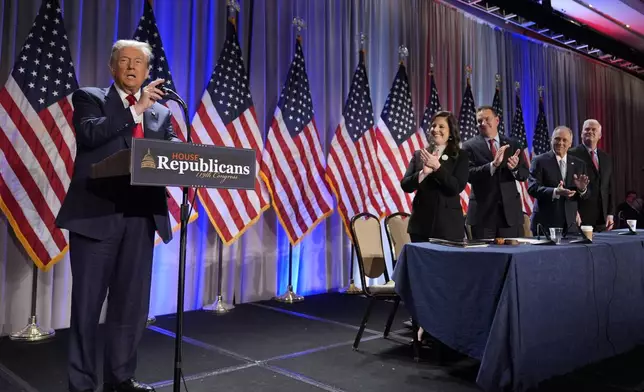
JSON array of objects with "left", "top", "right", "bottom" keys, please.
[{"left": 528, "top": 126, "right": 590, "bottom": 235}]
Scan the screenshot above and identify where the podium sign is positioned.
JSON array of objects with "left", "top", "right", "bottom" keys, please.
[{"left": 130, "top": 139, "right": 256, "bottom": 190}]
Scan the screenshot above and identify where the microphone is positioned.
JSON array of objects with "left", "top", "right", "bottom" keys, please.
[
  {"left": 562, "top": 222, "right": 574, "bottom": 238},
  {"left": 158, "top": 85, "right": 192, "bottom": 144},
  {"left": 617, "top": 211, "right": 637, "bottom": 235},
  {"left": 160, "top": 85, "right": 188, "bottom": 110},
  {"left": 534, "top": 223, "right": 556, "bottom": 245}
]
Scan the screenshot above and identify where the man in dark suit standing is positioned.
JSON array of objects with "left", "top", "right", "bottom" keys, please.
[
  {"left": 56, "top": 40, "right": 177, "bottom": 392},
  {"left": 462, "top": 106, "right": 530, "bottom": 239},
  {"left": 568, "top": 119, "right": 614, "bottom": 231},
  {"left": 528, "top": 126, "right": 590, "bottom": 235}
]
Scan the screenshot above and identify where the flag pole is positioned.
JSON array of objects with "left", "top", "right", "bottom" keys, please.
[
  {"left": 344, "top": 244, "right": 362, "bottom": 294},
  {"left": 203, "top": 236, "right": 235, "bottom": 313},
  {"left": 144, "top": 0, "right": 157, "bottom": 328},
  {"left": 9, "top": 263, "right": 55, "bottom": 341},
  {"left": 201, "top": 0, "right": 241, "bottom": 315},
  {"left": 343, "top": 32, "right": 367, "bottom": 296},
  {"left": 274, "top": 242, "right": 303, "bottom": 303},
  {"left": 274, "top": 16, "right": 307, "bottom": 304}
]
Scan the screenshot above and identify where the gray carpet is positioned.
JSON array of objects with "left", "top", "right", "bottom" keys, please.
[{"left": 1, "top": 292, "right": 643, "bottom": 392}]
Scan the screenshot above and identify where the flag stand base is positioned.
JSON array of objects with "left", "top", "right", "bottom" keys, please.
[
  {"left": 203, "top": 295, "right": 235, "bottom": 314},
  {"left": 343, "top": 280, "right": 363, "bottom": 295},
  {"left": 342, "top": 246, "right": 362, "bottom": 294},
  {"left": 274, "top": 285, "right": 304, "bottom": 303},
  {"left": 202, "top": 238, "right": 235, "bottom": 315},
  {"left": 10, "top": 265, "right": 55, "bottom": 342},
  {"left": 10, "top": 316, "right": 55, "bottom": 342},
  {"left": 273, "top": 245, "right": 304, "bottom": 303}
]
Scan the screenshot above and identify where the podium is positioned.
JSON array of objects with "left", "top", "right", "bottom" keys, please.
[
  {"left": 91, "top": 138, "right": 256, "bottom": 189},
  {"left": 90, "top": 138, "right": 256, "bottom": 391}
]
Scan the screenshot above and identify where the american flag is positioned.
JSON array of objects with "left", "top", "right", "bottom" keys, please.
[
  {"left": 325, "top": 50, "right": 384, "bottom": 236},
  {"left": 419, "top": 73, "right": 441, "bottom": 133},
  {"left": 133, "top": 0, "right": 198, "bottom": 244},
  {"left": 492, "top": 85, "right": 505, "bottom": 135},
  {"left": 458, "top": 79, "right": 477, "bottom": 213},
  {"left": 0, "top": 0, "right": 77, "bottom": 270},
  {"left": 192, "top": 18, "right": 269, "bottom": 245},
  {"left": 259, "top": 37, "right": 333, "bottom": 245},
  {"left": 510, "top": 91, "right": 533, "bottom": 215},
  {"left": 375, "top": 63, "right": 424, "bottom": 215},
  {"left": 532, "top": 95, "right": 550, "bottom": 156}
]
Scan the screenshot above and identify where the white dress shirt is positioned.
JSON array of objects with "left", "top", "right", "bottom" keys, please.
[
  {"left": 584, "top": 145, "right": 613, "bottom": 222},
  {"left": 553, "top": 154, "right": 567, "bottom": 200},
  {"left": 488, "top": 135, "right": 521, "bottom": 177},
  {"left": 585, "top": 145, "right": 598, "bottom": 167},
  {"left": 487, "top": 135, "right": 500, "bottom": 175},
  {"left": 113, "top": 84, "right": 144, "bottom": 127}
]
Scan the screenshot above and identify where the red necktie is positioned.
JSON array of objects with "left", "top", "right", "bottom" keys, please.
[
  {"left": 591, "top": 150, "right": 599, "bottom": 171},
  {"left": 489, "top": 139, "right": 497, "bottom": 156},
  {"left": 125, "top": 94, "right": 144, "bottom": 139}
]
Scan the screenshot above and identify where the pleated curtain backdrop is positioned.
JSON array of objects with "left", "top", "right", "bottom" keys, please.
[{"left": 1, "top": 0, "right": 643, "bottom": 334}]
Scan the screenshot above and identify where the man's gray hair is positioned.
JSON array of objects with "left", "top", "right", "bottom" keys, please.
[
  {"left": 583, "top": 119, "right": 602, "bottom": 131},
  {"left": 552, "top": 125, "right": 573, "bottom": 139},
  {"left": 110, "top": 39, "right": 153, "bottom": 66}
]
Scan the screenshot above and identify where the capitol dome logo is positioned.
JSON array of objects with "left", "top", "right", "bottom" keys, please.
[{"left": 141, "top": 149, "right": 157, "bottom": 169}]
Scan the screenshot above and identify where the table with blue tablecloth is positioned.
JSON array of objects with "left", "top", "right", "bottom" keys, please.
[{"left": 392, "top": 232, "right": 644, "bottom": 392}]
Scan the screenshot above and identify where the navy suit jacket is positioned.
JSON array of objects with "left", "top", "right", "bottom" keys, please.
[
  {"left": 56, "top": 85, "right": 178, "bottom": 243},
  {"left": 462, "top": 134, "right": 529, "bottom": 227},
  {"left": 568, "top": 145, "right": 613, "bottom": 225},
  {"left": 528, "top": 151, "right": 590, "bottom": 235}
]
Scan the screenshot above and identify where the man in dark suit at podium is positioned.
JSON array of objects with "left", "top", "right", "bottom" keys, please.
[
  {"left": 568, "top": 119, "right": 614, "bottom": 231},
  {"left": 56, "top": 40, "right": 177, "bottom": 392},
  {"left": 462, "top": 106, "right": 529, "bottom": 239},
  {"left": 528, "top": 126, "right": 590, "bottom": 235}
]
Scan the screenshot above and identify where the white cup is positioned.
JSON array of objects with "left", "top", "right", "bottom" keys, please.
[
  {"left": 627, "top": 220, "right": 637, "bottom": 231},
  {"left": 581, "top": 225, "right": 593, "bottom": 241}
]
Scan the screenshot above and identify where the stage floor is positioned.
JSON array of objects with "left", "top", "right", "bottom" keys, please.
[{"left": 1, "top": 292, "right": 643, "bottom": 392}]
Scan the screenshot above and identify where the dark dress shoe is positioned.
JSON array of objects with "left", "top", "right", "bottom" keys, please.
[{"left": 104, "top": 378, "right": 155, "bottom": 392}]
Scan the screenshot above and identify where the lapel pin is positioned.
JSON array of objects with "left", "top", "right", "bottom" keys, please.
[{"left": 151, "top": 111, "right": 157, "bottom": 118}]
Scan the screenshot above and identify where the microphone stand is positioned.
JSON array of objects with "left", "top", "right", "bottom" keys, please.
[
  {"left": 534, "top": 223, "right": 556, "bottom": 245},
  {"left": 569, "top": 223, "right": 592, "bottom": 244},
  {"left": 163, "top": 88, "right": 191, "bottom": 392}
]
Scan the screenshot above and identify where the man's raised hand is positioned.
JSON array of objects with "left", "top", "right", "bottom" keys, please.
[{"left": 134, "top": 79, "right": 165, "bottom": 114}]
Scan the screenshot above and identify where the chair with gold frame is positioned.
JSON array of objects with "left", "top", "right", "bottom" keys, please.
[
  {"left": 350, "top": 212, "right": 421, "bottom": 360},
  {"left": 384, "top": 212, "right": 411, "bottom": 269}
]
